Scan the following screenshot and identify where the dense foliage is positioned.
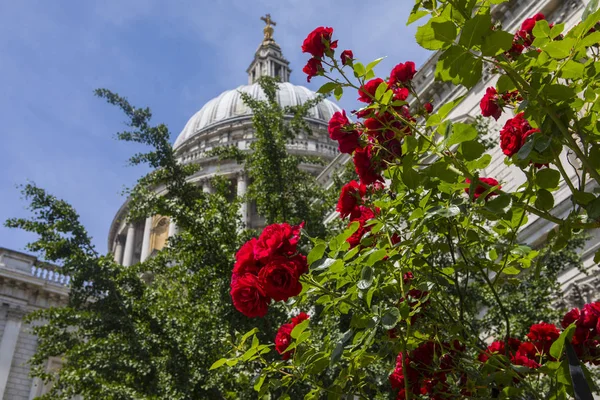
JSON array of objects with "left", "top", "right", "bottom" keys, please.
[
  {"left": 215, "top": 1, "right": 600, "bottom": 399},
  {"left": 5, "top": 82, "right": 334, "bottom": 399}
]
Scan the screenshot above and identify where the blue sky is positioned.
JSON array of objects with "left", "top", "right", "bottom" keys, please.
[{"left": 0, "top": 0, "right": 430, "bottom": 255}]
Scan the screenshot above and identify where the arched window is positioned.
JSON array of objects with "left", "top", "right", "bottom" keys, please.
[{"left": 150, "top": 216, "right": 169, "bottom": 252}]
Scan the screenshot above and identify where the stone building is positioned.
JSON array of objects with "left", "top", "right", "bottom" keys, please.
[
  {"left": 107, "top": 14, "right": 341, "bottom": 266},
  {"left": 0, "top": 248, "right": 70, "bottom": 399},
  {"left": 0, "top": 1, "right": 597, "bottom": 398}
]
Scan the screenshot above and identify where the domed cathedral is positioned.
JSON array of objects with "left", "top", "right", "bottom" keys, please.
[{"left": 107, "top": 15, "right": 342, "bottom": 266}]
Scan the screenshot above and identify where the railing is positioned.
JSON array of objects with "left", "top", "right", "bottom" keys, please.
[{"left": 31, "top": 266, "right": 70, "bottom": 286}]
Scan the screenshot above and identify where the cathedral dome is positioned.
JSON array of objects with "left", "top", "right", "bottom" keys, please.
[{"left": 173, "top": 82, "right": 341, "bottom": 149}]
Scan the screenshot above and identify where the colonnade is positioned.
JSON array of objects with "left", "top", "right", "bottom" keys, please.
[{"left": 112, "top": 173, "right": 250, "bottom": 266}]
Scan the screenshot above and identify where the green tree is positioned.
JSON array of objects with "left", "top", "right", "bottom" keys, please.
[
  {"left": 207, "top": 76, "right": 335, "bottom": 237},
  {"left": 5, "top": 84, "right": 332, "bottom": 399}
]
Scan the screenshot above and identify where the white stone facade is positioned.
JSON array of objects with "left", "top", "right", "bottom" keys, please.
[{"left": 0, "top": 247, "right": 69, "bottom": 399}]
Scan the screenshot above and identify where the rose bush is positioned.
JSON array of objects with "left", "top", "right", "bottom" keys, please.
[{"left": 214, "top": 2, "right": 600, "bottom": 398}]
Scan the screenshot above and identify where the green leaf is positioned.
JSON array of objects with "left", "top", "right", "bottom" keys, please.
[
  {"left": 306, "top": 353, "right": 330, "bottom": 375},
  {"left": 353, "top": 62, "right": 366, "bottom": 77},
  {"left": 586, "top": 197, "right": 600, "bottom": 219},
  {"left": 536, "top": 168, "right": 560, "bottom": 189},
  {"left": 426, "top": 95, "right": 465, "bottom": 126},
  {"left": 497, "top": 74, "right": 516, "bottom": 93},
  {"left": 366, "top": 249, "right": 387, "bottom": 266},
  {"left": 416, "top": 17, "right": 458, "bottom": 50},
  {"left": 485, "top": 195, "right": 511, "bottom": 213},
  {"left": 366, "top": 57, "right": 385, "bottom": 73},
  {"left": 461, "top": 140, "right": 485, "bottom": 161},
  {"left": 307, "top": 244, "right": 327, "bottom": 265},
  {"left": 317, "top": 82, "right": 338, "bottom": 94},
  {"left": 291, "top": 319, "right": 310, "bottom": 339},
  {"left": 407, "top": 10, "right": 428, "bottom": 25},
  {"left": 535, "top": 189, "right": 555, "bottom": 211},
  {"left": 579, "top": 31, "right": 600, "bottom": 49},
  {"left": 543, "top": 38, "right": 575, "bottom": 59},
  {"left": 357, "top": 265, "right": 374, "bottom": 289},
  {"left": 459, "top": 12, "right": 492, "bottom": 48},
  {"left": 532, "top": 20, "right": 551, "bottom": 38},
  {"left": 516, "top": 140, "right": 534, "bottom": 160},
  {"left": 402, "top": 167, "right": 420, "bottom": 190},
  {"left": 447, "top": 123, "right": 477, "bottom": 146},
  {"left": 550, "top": 323, "right": 576, "bottom": 359},
  {"left": 253, "top": 374, "right": 266, "bottom": 392},
  {"left": 382, "top": 307, "right": 400, "bottom": 329},
  {"left": 436, "top": 45, "right": 482, "bottom": 88},
  {"left": 543, "top": 84, "right": 576, "bottom": 100},
  {"left": 310, "top": 257, "right": 338, "bottom": 271},
  {"left": 239, "top": 328, "right": 259, "bottom": 347},
  {"left": 560, "top": 60, "right": 585, "bottom": 80},
  {"left": 549, "top": 23, "right": 565, "bottom": 39},
  {"left": 481, "top": 30, "right": 514, "bottom": 56},
  {"left": 209, "top": 358, "right": 229, "bottom": 370},
  {"left": 375, "top": 81, "right": 388, "bottom": 101},
  {"left": 465, "top": 154, "right": 492, "bottom": 170},
  {"left": 502, "top": 266, "right": 521, "bottom": 275},
  {"left": 334, "top": 85, "right": 343, "bottom": 101},
  {"left": 583, "top": 0, "right": 600, "bottom": 21}
]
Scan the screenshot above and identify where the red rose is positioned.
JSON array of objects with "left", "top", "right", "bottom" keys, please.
[
  {"left": 424, "top": 102, "right": 433, "bottom": 114},
  {"left": 302, "top": 58, "right": 322, "bottom": 83},
  {"left": 353, "top": 145, "right": 383, "bottom": 185},
  {"left": 340, "top": 49, "right": 353, "bottom": 65},
  {"left": 233, "top": 238, "right": 261, "bottom": 276},
  {"left": 499, "top": 113, "right": 537, "bottom": 157},
  {"left": 393, "top": 87, "right": 409, "bottom": 101},
  {"left": 358, "top": 78, "right": 386, "bottom": 103},
  {"left": 562, "top": 307, "right": 581, "bottom": 328},
  {"left": 527, "top": 322, "right": 560, "bottom": 353},
  {"left": 512, "top": 342, "right": 540, "bottom": 369},
  {"left": 338, "top": 132, "right": 361, "bottom": 154},
  {"left": 301, "top": 27, "right": 337, "bottom": 58},
  {"left": 478, "top": 338, "right": 521, "bottom": 363},
  {"left": 275, "top": 313, "right": 310, "bottom": 359},
  {"left": 389, "top": 61, "right": 416, "bottom": 86},
  {"left": 337, "top": 180, "right": 367, "bottom": 219},
  {"left": 291, "top": 312, "right": 310, "bottom": 326},
  {"left": 254, "top": 222, "right": 302, "bottom": 262},
  {"left": 328, "top": 110, "right": 361, "bottom": 154},
  {"left": 230, "top": 273, "right": 270, "bottom": 318},
  {"left": 579, "top": 302, "right": 600, "bottom": 329},
  {"left": 346, "top": 206, "right": 377, "bottom": 248},
  {"left": 465, "top": 177, "right": 501, "bottom": 200},
  {"left": 258, "top": 257, "right": 303, "bottom": 301},
  {"left": 353, "top": 108, "right": 372, "bottom": 119},
  {"left": 274, "top": 323, "right": 294, "bottom": 359},
  {"left": 521, "top": 13, "right": 545, "bottom": 34},
  {"left": 480, "top": 87, "right": 502, "bottom": 120},
  {"left": 328, "top": 110, "right": 350, "bottom": 140},
  {"left": 289, "top": 253, "right": 308, "bottom": 276}
]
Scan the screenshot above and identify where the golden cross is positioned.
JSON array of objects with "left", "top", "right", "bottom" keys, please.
[{"left": 260, "top": 14, "right": 276, "bottom": 27}]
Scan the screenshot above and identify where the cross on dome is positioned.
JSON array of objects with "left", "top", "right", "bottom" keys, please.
[
  {"left": 261, "top": 14, "right": 276, "bottom": 42},
  {"left": 246, "top": 14, "right": 291, "bottom": 84}
]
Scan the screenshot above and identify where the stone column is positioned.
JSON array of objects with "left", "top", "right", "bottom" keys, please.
[
  {"left": 168, "top": 220, "right": 179, "bottom": 237},
  {"left": 140, "top": 217, "right": 153, "bottom": 262},
  {"left": 122, "top": 223, "right": 136, "bottom": 267},
  {"left": 203, "top": 180, "right": 213, "bottom": 194},
  {"left": 0, "top": 309, "right": 23, "bottom": 398},
  {"left": 237, "top": 173, "right": 248, "bottom": 226},
  {"left": 113, "top": 236, "right": 124, "bottom": 264}
]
